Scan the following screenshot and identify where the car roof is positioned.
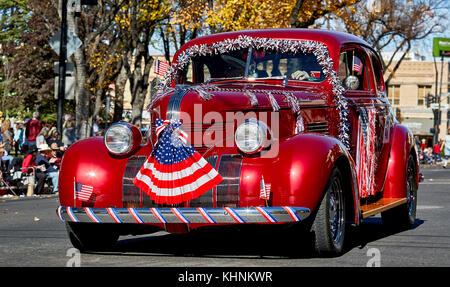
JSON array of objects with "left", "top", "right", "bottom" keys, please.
[{"left": 180, "top": 28, "right": 370, "bottom": 51}]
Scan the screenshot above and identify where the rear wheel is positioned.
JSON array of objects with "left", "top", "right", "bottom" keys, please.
[
  {"left": 381, "top": 154, "right": 417, "bottom": 230},
  {"left": 312, "top": 167, "right": 346, "bottom": 256},
  {"left": 66, "top": 222, "right": 119, "bottom": 252}
]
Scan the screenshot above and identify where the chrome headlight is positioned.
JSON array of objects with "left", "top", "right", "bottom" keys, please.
[
  {"left": 104, "top": 123, "right": 133, "bottom": 155},
  {"left": 235, "top": 119, "right": 268, "bottom": 154}
]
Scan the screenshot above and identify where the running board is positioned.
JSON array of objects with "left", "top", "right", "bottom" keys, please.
[{"left": 360, "top": 198, "right": 407, "bottom": 219}]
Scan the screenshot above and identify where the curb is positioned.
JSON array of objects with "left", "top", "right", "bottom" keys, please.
[{"left": 0, "top": 193, "right": 59, "bottom": 202}]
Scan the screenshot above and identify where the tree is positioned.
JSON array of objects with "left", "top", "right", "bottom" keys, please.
[
  {"left": 155, "top": 0, "right": 205, "bottom": 64},
  {"left": 203, "top": 0, "right": 361, "bottom": 32},
  {"left": 335, "top": 0, "right": 447, "bottom": 86},
  {"left": 60, "top": 0, "right": 128, "bottom": 138},
  {"left": 0, "top": 0, "right": 59, "bottom": 118},
  {"left": 289, "top": 0, "right": 361, "bottom": 28},
  {"left": 0, "top": 0, "right": 29, "bottom": 43},
  {"left": 115, "top": 0, "right": 170, "bottom": 126},
  {"left": 0, "top": 0, "right": 29, "bottom": 115}
]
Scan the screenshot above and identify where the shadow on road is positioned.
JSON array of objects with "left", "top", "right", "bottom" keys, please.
[
  {"left": 345, "top": 217, "right": 425, "bottom": 252},
  {"left": 85, "top": 217, "right": 424, "bottom": 259}
]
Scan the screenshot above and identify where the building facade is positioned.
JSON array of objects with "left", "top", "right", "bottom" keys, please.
[{"left": 385, "top": 59, "right": 449, "bottom": 145}]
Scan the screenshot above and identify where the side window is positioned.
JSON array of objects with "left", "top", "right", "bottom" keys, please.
[
  {"left": 179, "top": 60, "right": 211, "bottom": 84},
  {"left": 203, "top": 64, "right": 211, "bottom": 82},
  {"left": 339, "top": 48, "right": 371, "bottom": 91},
  {"left": 178, "top": 61, "right": 194, "bottom": 84},
  {"left": 370, "top": 52, "right": 386, "bottom": 93}
]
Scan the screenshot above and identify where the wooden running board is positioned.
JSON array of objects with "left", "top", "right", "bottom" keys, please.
[{"left": 360, "top": 198, "right": 407, "bottom": 219}]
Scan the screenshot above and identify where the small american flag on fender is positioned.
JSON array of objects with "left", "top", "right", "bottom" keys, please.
[
  {"left": 133, "top": 118, "right": 223, "bottom": 205},
  {"left": 74, "top": 182, "right": 94, "bottom": 202},
  {"left": 259, "top": 177, "right": 271, "bottom": 201}
]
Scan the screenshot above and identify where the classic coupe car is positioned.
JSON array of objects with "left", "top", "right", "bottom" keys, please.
[{"left": 57, "top": 29, "right": 419, "bottom": 256}]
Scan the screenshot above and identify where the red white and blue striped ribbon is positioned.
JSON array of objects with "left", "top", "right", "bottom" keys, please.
[
  {"left": 255, "top": 206, "right": 277, "bottom": 223},
  {"left": 106, "top": 208, "right": 123, "bottom": 223},
  {"left": 196, "top": 207, "right": 216, "bottom": 224},
  {"left": 128, "top": 208, "right": 145, "bottom": 223},
  {"left": 57, "top": 206, "right": 64, "bottom": 222},
  {"left": 224, "top": 207, "right": 246, "bottom": 223},
  {"left": 67, "top": 207, "right": 79, "bottom": 222},
  {"left": 85, "top": 207, "right": 101, "bottom": 223},
  {"left": 151, "top": 207, "right": 167, "bottom": 224},
  {"left": 171, "top": 208, "right": 190, "bottom": 224},
  {"left": 282, "top": 206, "right": 301, "bottom": 222}
]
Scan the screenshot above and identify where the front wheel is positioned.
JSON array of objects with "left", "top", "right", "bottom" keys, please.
[{"left": 312, "top": 167, "right": 346, "bottom": 256}]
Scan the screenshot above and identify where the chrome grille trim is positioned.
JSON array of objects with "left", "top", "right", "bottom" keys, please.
[{"left": 306, "top": 121, "right": 329, "bottom": 134}]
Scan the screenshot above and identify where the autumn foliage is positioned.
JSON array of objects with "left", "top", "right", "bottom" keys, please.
[{"left": 0, "top": 0, "right": 446, "bottom": 129}]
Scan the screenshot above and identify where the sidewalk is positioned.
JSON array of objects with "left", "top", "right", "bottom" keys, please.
[
  {"left": 1, "top": 192, "right": 58, "bottom": 202},
  {"left": 0, "top": 189, "right": 58, "bottom": 201},
  {"left": 419, "top": 162, "right": 448, "bottom": 169}
]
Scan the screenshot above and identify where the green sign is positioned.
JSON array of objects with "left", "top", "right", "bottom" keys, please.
[{"left": 433, "top": 37, "right": 450, "bottom": 57}]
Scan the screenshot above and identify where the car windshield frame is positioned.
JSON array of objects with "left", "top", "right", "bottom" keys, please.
[{"left": 178, "top": 45, "right": 328, "bottom": 85}]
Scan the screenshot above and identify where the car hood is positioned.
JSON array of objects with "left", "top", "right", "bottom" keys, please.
[{"left": 150, "top": 83, "right": 329, "bottom": 120}]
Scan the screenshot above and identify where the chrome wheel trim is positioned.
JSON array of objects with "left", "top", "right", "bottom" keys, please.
[
  {"left": 406, "top": 160, "right": 417, "bottom": 218},
  {"left": 328, "top": 177, "right": 344, "bottom": 245}
]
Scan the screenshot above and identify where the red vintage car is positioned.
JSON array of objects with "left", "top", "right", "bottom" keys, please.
[{"left": 57, "top": 29, "right": 419, "bottom": 256}]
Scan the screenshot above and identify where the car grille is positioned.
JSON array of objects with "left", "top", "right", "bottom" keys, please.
[
  {"left": 122, "top": 155, "right": 156, "bottom": 208},
  {"left": 306, "top": 121, "right": 329, "bottom": 135},
  {"left": 122, "top": 154, "right": 243, "bottom": 208}
]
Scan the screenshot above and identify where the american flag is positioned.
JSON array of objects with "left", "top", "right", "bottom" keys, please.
[
  {"left": 259, "top": 177, "right": 271, "bottom": 201},
  {"left": 310, "top": 71, "right": 321, "bottom": 78},
  {"left": 133, "top": 118, "right": 223, "bottom": 205},
  {"left": 154, "top": 59, "right": 170, "bottom": 76},
  {"left": 74, "top": 182, "right": 94, "bottom": 202},
  {"left": 356, "top": 108, "right": 376, "bottom": 198},
  {"left": 353, "top": 56, "right": 363, "bottom": 75}
]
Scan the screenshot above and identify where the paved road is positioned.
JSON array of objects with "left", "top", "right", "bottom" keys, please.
[{"left": 0, "top": 166, "right": 449, "bottom": 267}]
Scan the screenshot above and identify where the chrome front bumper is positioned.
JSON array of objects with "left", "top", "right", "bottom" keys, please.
[{"left": 57, "top": 206, "right": 310, "bottom": 225}]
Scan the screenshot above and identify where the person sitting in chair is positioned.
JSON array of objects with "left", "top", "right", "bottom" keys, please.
[
  {"left": 21, "top": 146, "right": 46, "bottom": 195},
  {"left": 35, "top": 144, "right": 59, "bottom": 194}
]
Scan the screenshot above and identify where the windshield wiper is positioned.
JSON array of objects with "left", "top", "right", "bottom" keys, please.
[{"left": 205, "top": 76, "right": 245, "bottom": 84}]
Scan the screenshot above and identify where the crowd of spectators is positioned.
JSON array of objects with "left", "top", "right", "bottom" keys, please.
[
  {"left": 0, "top": 112, "right": 104, "bottom": 196},
  {"left": 418, "top": 137, "right": 448, "bottom": 166}
]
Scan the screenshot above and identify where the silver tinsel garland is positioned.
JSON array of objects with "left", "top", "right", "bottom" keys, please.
[{"left": 149, "top": 35, "right": 351, "bottom": 150}]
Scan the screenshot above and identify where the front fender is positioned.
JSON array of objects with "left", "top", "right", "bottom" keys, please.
[
  {"left": 58, "top": 137, "right": 151, "bottom": 208},
  {"left": 256, "top": 134, "right": 359, "bottom": 222}
]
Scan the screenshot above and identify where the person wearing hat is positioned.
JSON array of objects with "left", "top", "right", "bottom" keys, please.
[
  {"left": 47, "top": 129, "right": 63, "bottom": 151},
  {"left": 35, "top": 143, "right": 59, "bottom": 193},
  {"left": 50, "top": 142, "right": 62, "bottom": 169}
]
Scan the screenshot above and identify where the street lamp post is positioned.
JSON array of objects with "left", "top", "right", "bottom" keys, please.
[{"left": 57, "top": 0, "right": 68, "bottom": 136}]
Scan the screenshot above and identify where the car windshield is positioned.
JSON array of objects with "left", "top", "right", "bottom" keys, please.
[{"left": 177, "top": 46, "right": 326, "bottom": 84}]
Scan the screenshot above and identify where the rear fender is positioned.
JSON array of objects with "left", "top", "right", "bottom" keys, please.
[{"left": 383, "top": 124, "right": 417, "bottom": 198}]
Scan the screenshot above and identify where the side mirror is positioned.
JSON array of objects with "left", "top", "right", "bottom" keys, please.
[{"left": 344, "top": 76, "right": 360, "bottom": 90}]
